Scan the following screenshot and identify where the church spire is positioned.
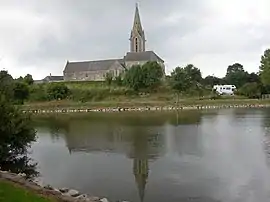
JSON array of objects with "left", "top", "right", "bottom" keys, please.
[{"left": 130, "top": 3, "right": 146, "bottom": 52}]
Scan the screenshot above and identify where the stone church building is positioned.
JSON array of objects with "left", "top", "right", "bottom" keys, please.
[{"left": 63, "top": 4, "right": 165, "bottom": 81}]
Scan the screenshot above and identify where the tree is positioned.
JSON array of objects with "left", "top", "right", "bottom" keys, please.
[
  {"left": 23, "top": 74, "right": 34, "bottom": 85},
  {"left": 259, "top": 49, "right": 270, "bottom": 85},
  {"left": 0, "top": 70, "right": 14, "bottom": 101},
  {"left": 123, "top": 62, "right": 164, "bottom": 91},
  {"left": 248, "top": 72, "right": 260, "bottom": 83},
  {"left": 203, "top": 75, "right": 223, "bottom": 87},
  {"left": 123, "top": 65, "right": 144, "bottom": 91},
  {"left": 13, "top": 82, "right": 29, "bottom": 104},
  {"left": 225, "top": 63, "right": 249, "bottom": 87},
  {"left": 184, "top": 64, "right": 202, "bottom": 83},
  {"left": 238, "top": 82, "right": 262, "bottom": 98},
  {"left": 105, "top": 72, "right": 113, "bottom": 86},
  {"left": 170, "top": 67, "right": 192, "bottom": 100},
  {"left": 0, "top": 97, "right": 36, "bottom": 167},
  {"left": 142, "top": 61, "right": 163, "bottom": 89},
  {"left": 47, "top": 83, "right": 70, "bottom": 100}
]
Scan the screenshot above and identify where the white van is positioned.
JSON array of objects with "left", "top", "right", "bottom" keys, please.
[{"left": 213, "top": 85, "right": 237, "bottom": 95}]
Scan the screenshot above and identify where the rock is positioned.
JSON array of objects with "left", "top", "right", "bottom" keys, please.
[
  {"left": 100, "top": 198, "right": 109, "bottom": 202},
  {"left": 64, "top": 189, "right": 80, "bottom": 197},
  {"left": 59, "top": 187, "right": 69, "bottom": 193},
  {"left": 88, "top": 196, "right": 100, "bottom": 201},
  {"left": 76, "top": 194, "right": 88, "bottom": 200},
  {"left": 33, "top": 178, "right": 43, "bottom": 186},
  {"left": 53, "top": 188, "right": 60, "bottom": 193},
  {"left": 44, "top": 185, "right": 54, "bottom": 190},
  {"left": 18, "top": 173, "right": 26, "bottom": 177}
]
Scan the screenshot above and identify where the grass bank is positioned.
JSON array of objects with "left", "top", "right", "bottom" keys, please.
[
  {"left": 0, "top": 180, "right": 56, "bottom": 202},
  {"left": 21, "top": 97, "right": 270, "bottom": 111}
]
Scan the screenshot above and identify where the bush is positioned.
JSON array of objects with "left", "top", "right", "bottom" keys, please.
[
  {"left": 238, "top": 82, "right": 262, "bottom": 98},
  {"left": 47, "top": 83, "right": 70, "bottom": 100}
]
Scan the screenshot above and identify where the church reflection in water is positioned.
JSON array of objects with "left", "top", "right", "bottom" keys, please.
[
  {"left": 34, "top": 111, "right": 202, "bottom": 201},
  {"left": 64, "top": 122, "right": 165, "bottom": 202}
]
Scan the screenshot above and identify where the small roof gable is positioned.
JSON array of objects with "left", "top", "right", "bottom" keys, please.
[
  {"left": 64, "top": 59, "right": 124, "bottom": 73},
  {"left": 124, "top": 51, "right": 164, "bottom": 63},
  {"left": 43, "top": 75, "right": 63, "bottom": 81}
]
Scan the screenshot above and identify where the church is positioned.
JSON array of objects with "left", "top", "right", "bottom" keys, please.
[{"left": 63, "top": 4, "right": 165, "bottom": 81}]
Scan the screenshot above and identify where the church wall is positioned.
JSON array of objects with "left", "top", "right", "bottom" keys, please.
[
  {"left": 64, "top": 70, "right": 108, "bottom": 81},
  {"left": 64, "top": 64, "right": 125, "bottom": 81}
]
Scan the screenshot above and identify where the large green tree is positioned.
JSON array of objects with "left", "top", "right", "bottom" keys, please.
[
  {"left": 0, "top": 70, "right": 14, "bottom": 100},
  {"left": 0, "top": 94, "right": 36, "bottom": 177},
  {"left": 123, "top": 61, "right": 163, "bottom": 91},
  {"left": 203, "top": 75, "right": 225, "bottom": 87},
  {"left": 170, "top": 67, "right": 192, "bottom": 93},
  {"left": 13, "top": 82, "right": 30, "bottom": 104},
  {"left": 225, "top": 63, "right": 249, "bottom": 87},
  {"left": 23, "top": 74, "right": 34, "bottom": 85},
  {"left": 184, "top": 64, "right": 202, "bottom": 83},
  {"left": 142, "top": 61, "right": 163, "bottom": 89},
  {"left": 259, "top": 49, "right": 270, "bottom": 85},
  {"left": 123, "top": 65, "right": 144, "bottom": 91}
]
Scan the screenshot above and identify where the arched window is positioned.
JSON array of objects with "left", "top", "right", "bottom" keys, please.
[{"left": 135, "top": 37, "right": 138, "bottom": 52}]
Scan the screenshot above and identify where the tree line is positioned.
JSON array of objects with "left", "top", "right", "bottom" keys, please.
[
  {"left": 1, "top": 48, "right": 270, "bottom": 104},
  {"left": 106, "top": 48, "right": 270, "bottom": 99}
]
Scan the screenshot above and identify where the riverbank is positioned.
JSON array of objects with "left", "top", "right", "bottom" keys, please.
[
  {"left": 0, "top": 180, "right": 55, "bottom": 202},
  {"left": 21, "top": 99, "right": 270, "bottom": 114},
  {"left": 0, "top": 171, "right": 113, "bottom": 202}
]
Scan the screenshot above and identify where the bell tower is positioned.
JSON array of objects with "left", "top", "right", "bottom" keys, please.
[{"left": 130, "top": 3, "right": 146, "bottom": 52}]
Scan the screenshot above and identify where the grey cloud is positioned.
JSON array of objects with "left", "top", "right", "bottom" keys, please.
[
  {"left": 0, "top": 0, "right": 269, "bottom": 79},
  {"left": 17, "top": 0, "right": 206, "bottom": 70}
]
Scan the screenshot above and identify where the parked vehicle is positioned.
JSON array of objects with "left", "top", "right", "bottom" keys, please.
[{"left": 213, "top": 85, "right": 237, "bottom": 95}]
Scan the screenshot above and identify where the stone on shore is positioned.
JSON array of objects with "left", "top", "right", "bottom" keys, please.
[
  {"left": 100, "top": 198, "right": 109, "bottom": 202},
  {"left": 76, "top": 194, "right": 88, "bottom": 199},
  {"left": 88, "top": 196, "right": 100, "bottom": 201},
  {"left": 59, "top": 187, "right": 69, "bottom": 193},
  {"left": 64, "top": 189, "right": 80, "bottom": 197},
  {"left": 44, "top": 184, "right": 54, "bottom": 190}
]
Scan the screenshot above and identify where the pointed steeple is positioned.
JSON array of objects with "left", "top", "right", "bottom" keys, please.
[
  {"left": 130, "top": 3, "right": 146, "bottom": 52},
  {"left": 133, "top": 159, "right": 148, "bottom": 202},
  {"left": 132, "top": 3, "right": 143, "bottom": 35}
]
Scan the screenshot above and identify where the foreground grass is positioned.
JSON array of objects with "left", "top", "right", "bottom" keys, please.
[{"left": 0, "top": 180, "right": 55, "bottom": 202}]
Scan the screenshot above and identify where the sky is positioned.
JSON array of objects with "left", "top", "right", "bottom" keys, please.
[{"left": 0, "top": 0, "right": 270, "bottom": 80}]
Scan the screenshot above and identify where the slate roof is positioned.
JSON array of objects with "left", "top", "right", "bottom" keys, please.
[
  {"left": 43, "top": 76, "right": 64, "bottom": 81},
  {"left": 124, "top": 51, "right": 164, "bottom": 62},
  {"left": 64, "top": 59, "right": 124, "bottom": 73}
]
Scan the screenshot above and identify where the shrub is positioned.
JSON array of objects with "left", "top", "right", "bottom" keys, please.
[{"left": 46, "top": 83, "right": 70, "bottom": 100}]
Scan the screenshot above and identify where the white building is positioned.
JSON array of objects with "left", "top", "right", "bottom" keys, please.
[{"left": 213, "top": 85, "right": 237, "bottom": 95}]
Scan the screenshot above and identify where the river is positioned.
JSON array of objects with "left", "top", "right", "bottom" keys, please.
[{"left": 29, "top": 108, "right": 270, "bottom": 202}]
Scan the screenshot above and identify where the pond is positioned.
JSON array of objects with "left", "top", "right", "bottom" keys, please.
[{"left": 29, "top": 109, "right": 270, "bottom": 202}]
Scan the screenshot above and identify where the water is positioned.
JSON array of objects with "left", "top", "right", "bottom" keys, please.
[{"left": 29, "top": 108, "right": 270, "bottom": 202}]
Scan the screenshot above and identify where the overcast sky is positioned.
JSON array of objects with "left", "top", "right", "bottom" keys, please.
[{"left": 0, "top": 0, "right": 270, "bottom": 80}]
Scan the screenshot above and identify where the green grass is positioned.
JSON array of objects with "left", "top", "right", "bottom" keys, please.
[
  {"left": 0, "top": 180, "right": 56, "bottom": 202},
  {"left": 21, "top": 97, "right": 270, "bottom": 111}
]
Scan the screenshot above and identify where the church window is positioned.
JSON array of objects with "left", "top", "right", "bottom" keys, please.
[{"left": 135, "top": 37, "right": 138, "bottom": 52}]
